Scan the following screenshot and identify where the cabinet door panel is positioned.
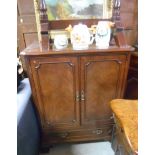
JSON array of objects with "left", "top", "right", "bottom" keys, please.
[
  {"left": 30, "top": 57, "right": 80, "bottom": 129},
  {"left": 80, "top": 55, "right": 127, "bottom": 126}
]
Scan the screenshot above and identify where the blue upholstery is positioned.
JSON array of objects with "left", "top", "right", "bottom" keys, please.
[{"left": 17, "top": 78, "right": 40, "bottom": 155}]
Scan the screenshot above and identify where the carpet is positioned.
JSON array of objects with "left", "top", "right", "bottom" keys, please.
[{"left": 40, "top": 142, "right": 114, "bottom": 155}]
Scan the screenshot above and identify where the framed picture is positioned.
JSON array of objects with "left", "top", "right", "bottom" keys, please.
[{"left": 45, "top": 0, "right": 113, "bottom": 20}]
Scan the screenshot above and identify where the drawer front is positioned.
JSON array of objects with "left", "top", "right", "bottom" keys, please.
[{"left": 42, "top": 125, "right": 113, "bottom": 144}]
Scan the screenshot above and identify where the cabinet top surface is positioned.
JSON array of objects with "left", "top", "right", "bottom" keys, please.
[{"left": 20, "top": 42, "right": 134, "bottom": 56}]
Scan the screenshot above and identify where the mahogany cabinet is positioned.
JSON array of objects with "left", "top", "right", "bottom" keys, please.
[{"left": 21, "top": 43, "right": 133, "bottom": 148}]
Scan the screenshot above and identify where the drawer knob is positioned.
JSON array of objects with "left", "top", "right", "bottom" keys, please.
[
  {"left": 93, "top": 129, "right": 103, "bottom": 135},
  {"left": 59, "top": 132, "right": 69, "bottom": 138},
  {"left": 72, "top": 119, "right": 76, "bottom": 123},
  {"left": 46, "top": 122, "right": 53, "bottom": 127}
]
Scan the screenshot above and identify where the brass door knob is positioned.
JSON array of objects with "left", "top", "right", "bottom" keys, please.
[
  {"left": 47, "top": 122, "right": 51, "bottom": 126},
  {"left": 92, "top": 129, "right": 103, "bottom": 135},
  {"left": 72, "top": 119, "right": 76, "bottom": 123},
  {"left": 59, "top": 132, "right": 69, "bottom": 138},
  {"left": 76, "top": 91, "right": 80, "bottom": 102},
  {"left": 81, "top": 90, "right": 85, "bottom": 101}
]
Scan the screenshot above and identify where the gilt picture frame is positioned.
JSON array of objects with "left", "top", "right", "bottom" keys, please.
[{"left": 45, "top": 0, "right": 113, "bottom": 20}]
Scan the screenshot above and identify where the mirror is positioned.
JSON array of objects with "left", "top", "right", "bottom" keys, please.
[{"left": 45, "top": 0, "right": 113, "bottom": 20}]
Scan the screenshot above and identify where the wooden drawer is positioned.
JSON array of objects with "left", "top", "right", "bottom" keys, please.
[{"left": 42, "top": 125, "right": 113, "bottom": 144}]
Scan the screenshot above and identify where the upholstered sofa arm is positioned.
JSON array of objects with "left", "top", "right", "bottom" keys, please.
[{"left": 17, "top": 78, "right": 40, "bottom": 155}]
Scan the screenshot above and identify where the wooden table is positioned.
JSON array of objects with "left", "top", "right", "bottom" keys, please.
[{"left": 110, "top": 99, "right": 138, "bottom": 155}]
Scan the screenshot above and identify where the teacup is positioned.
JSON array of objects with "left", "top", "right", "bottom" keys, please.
[{"left": 54, "top": 34, "right": 68, "bottom": 50}]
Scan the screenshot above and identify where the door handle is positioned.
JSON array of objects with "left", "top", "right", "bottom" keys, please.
[
  {"left": 76, "top": 91, "right": 80, "bottom": 102},
  {"left": 81, "top": 90, "right": 85, "bottom": 101}
]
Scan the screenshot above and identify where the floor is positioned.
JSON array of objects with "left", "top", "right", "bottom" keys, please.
[{"left": 40, "top": 142, "right": 114, "bottom": 155}]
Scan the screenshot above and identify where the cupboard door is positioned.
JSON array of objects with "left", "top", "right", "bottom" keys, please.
[
  {"left": 80, "top": 55, "right": 127, "bottom": 126},
  {"left": 30, "top": 56, "right": 80, "bottom": 129}
]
